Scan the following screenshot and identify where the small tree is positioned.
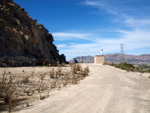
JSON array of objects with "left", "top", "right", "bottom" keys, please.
[{"left": 60, "top": 54, "right": 66, "bottom": 63}]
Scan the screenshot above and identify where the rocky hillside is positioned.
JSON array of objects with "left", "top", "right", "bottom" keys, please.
[{"left": 0, "top": 0, "right": 66, "bottom": 66}]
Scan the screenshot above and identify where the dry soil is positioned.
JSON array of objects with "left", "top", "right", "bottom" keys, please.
[{"left": 14, "top": 64, "right": 150, "bottom": 113}]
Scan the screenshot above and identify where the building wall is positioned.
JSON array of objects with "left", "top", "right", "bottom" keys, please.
[{"left": 94, "top": 55, "right": 104, "bottom": 64}]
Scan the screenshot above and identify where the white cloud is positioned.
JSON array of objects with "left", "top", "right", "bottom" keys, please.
[
  {"left": 58, "top": 28, "right": 150, "bottom": 60},
  {"left": 82, "top": 0, "right": 118, "bottom": 15},
  {"left": 125, "top": 19, "right": 150, "bottom": 28},
  {"left": 82, "top": 0, "right": 150, "bottom": 27},
  {"left": 97, "top": 29, "right": 150, "bottom": 50},
  {"left": 52, "top": 32, "right": 92, "bottom": 41},
  {"left": 55, "top": 0, "right": 150, "bottom": 60},
  {"left": 56, "top": 44, "right": 67, "bottom": 48},
  {"left": 69, "top": 43, "right": 75, "bottom": 45},
  {"left": 83, "top": 1, "right": 99, "bottom": 6}
]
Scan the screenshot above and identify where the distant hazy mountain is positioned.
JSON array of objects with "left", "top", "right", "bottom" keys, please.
[
  {"left": 69, "top": 56, "right": 94, "bottom": 63},
  {"left": 70, "top": 54, "right": 150, "bottom": 64},
  {"left": 105, "top": 53, "right": 150, "bottom": 64}
]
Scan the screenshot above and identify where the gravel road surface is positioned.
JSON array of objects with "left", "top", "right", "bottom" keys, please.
[{"left": 18, "top": 64, "right": 150, "bottom": 113}]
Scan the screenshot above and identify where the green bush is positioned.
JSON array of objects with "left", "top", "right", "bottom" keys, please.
[{"left": 115, "top": 63, "right": 135, "bottom": 71}]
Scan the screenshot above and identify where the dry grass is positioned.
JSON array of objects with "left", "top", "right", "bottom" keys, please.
[
  {"left": 55, "top": 67, "right": 62, "bottom": 78},
  {"left": 70, "top": 64, "right": 82, "bottom": 74},
  {"left": 49, "top": 68, "right": 55, "bottom": 78},
  {"left": 0, "top": 71, "right": 19, "bottom": 112},
  {"left": 40, "top": 73, "right": 46, "bottom": 80},
  {"left": 0, "top": 64, "right": 90, "bottom": 112}
]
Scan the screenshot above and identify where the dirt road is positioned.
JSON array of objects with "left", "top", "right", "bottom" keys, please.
[{"left": 18, "top": 64, "right": 150, "bottom": 113}]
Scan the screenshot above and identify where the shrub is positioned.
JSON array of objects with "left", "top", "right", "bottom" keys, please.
[
  {"left": 115, "top": 63, "right": 135, "bottom": 71},
  {"left": 21, "top": 8, "right": 25, "bottom": 12},
  {"left": 0, "top": 64, "right": 90, "bottom": 112},
  {"left": 43, "top": 59, "right": 50, "bottom": 66},
  {"left": 49, "top": 68, "right": 55, "bottom": 78},
  {"left": 61, "top": 62, "right": 66, "bottom": 66},
  {"left": 84, "top": 66, "right": 90, "bottom": 74},
  {"left": 55, "top": 67, "right": 62, "bottom": 77},
  {"left": 81, "top": 69, "right": 87, "bottom": 77},
  {"left": 0, "top": 71, "right": 19, "bottom": 112},
  {"left": 70, "top": 64, "right": 81, "bottom": 74},
  {"left": 40, "top": 73, "right": 46, "bottom": 80},
  {"left": 21, "top": 74, "right": 31, "bottom": 84},
  {"left": 76, "top": 64, "right": 81, "bottom": 72}
]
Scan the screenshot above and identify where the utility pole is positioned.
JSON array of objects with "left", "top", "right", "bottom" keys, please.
[{"left": 120, "top": 43, "right": 125, "bottom": 64}]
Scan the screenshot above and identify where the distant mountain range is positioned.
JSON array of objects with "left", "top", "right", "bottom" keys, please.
[
  {"left": 105, "top": 54, "right": 150, "bottom": 64},
  {"left": 69, "top": 54, "right": 150, "bottom": 64}
]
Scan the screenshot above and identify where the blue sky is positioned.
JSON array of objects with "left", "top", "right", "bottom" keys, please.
[{"left": 14, "top": 0, "right": 150, "bottom": 60}]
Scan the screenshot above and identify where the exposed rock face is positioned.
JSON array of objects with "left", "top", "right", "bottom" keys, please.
[{"left": 0, "top": 0, "right": 66, "bottom": 66}]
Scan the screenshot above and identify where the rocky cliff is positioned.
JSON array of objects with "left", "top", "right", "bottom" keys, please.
[{"left": 0, "top": 0, "right": 66, "bottom": 66}]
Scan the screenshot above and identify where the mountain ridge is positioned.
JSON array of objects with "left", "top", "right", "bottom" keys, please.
[
  {"left": 70, "top": 53, "right": 150, "bottom": 65},
  {"left": 105, "top": 53, "right": 150, "bottom": 64}
]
